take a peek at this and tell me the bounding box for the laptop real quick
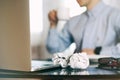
[31,60,61,72]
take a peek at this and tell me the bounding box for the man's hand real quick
[48,10,58,28]
[82,48,95,55]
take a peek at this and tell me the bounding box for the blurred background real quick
[29,0,120,60]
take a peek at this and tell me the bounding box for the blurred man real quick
[46,0,120,57]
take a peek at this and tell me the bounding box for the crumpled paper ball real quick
[69,52,89,69]
[52,52,73,68]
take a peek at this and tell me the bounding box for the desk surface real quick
[0,60,120,79]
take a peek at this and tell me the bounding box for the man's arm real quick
[46,23,73,53]
[46,10,73,53]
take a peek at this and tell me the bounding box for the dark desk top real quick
[0,60,120,79]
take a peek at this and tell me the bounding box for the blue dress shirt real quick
[46,1,120,57]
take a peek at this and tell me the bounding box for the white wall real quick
[29,0,43,46]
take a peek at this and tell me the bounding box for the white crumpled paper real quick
[52,52,73,68]
[69,52,89,69]
[52,52,89,69]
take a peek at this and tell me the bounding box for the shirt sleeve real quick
[100,11,120,57]
[46,21,73,53]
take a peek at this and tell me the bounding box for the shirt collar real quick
[86,0,106,18]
